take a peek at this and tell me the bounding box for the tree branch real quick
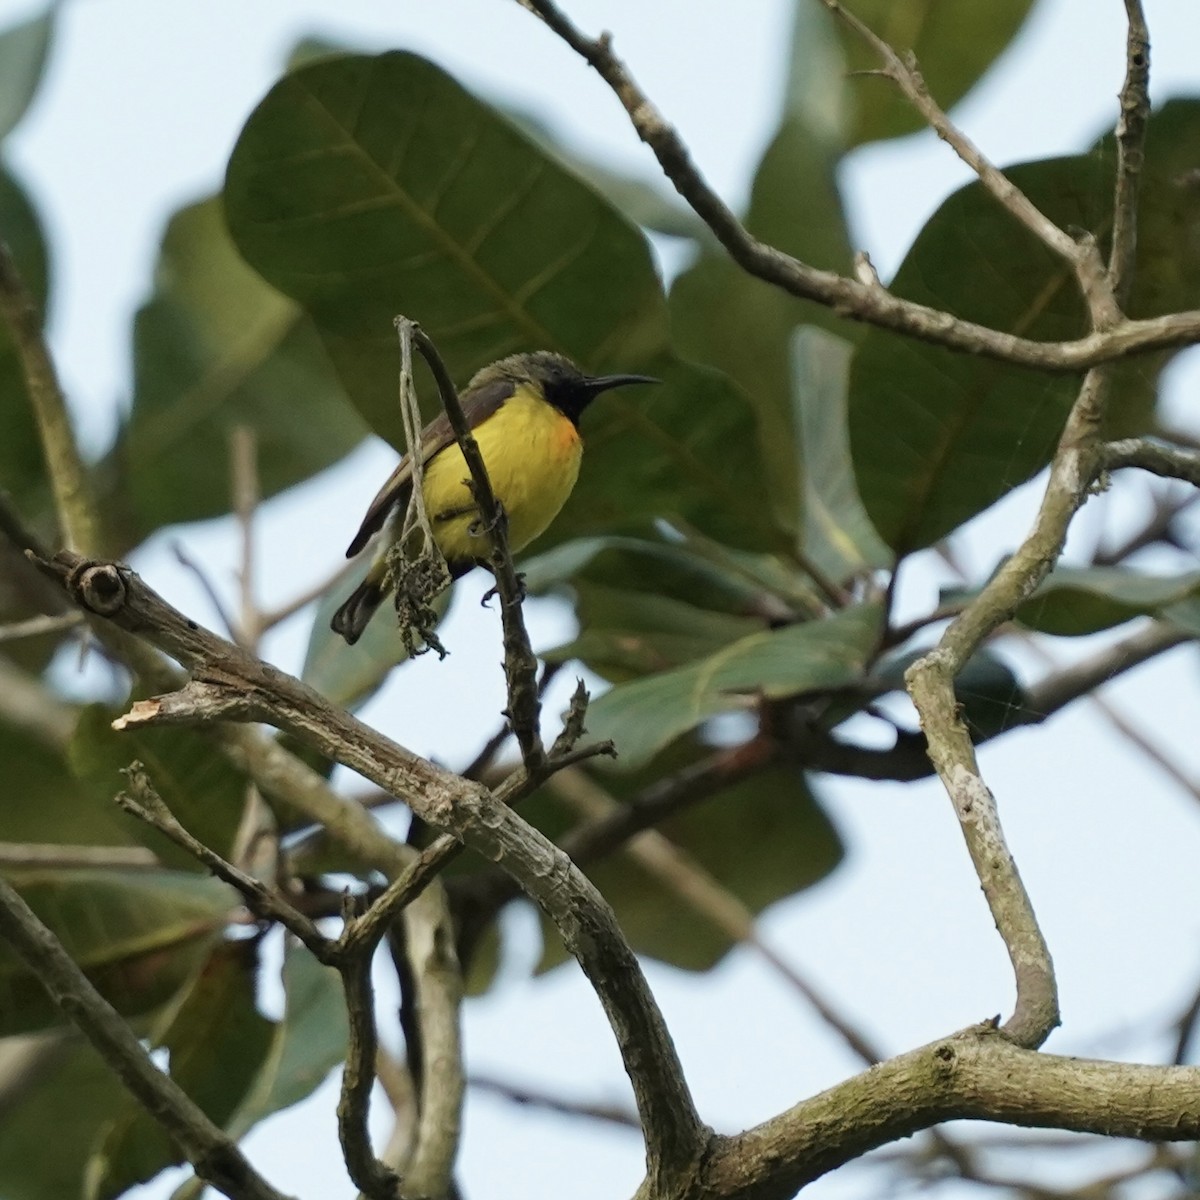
[0,241,101,555]
[35,550,708,1193]
[512,0,1200,370]
[699,1026,1200,1200]
[0,874,295,1200]
[1109,0,1152,304]
[822,0,1116,325]
[403,320,543,772]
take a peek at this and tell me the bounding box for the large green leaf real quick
[0,5,54,141]
[585,602,882,769]
[117,196,365,540]
[792,327,890,581]
[0,719,150,850]
[851,101,1200,555]
[85,941,272,1200]
[69,706,251,869]
[0,870,234,1035]
[0,1033,126,1200]
[830,0,1037,147]
[670,116,853,539]
[525,533,829,681]
[0,164,50,512]
[224,51,781,553]
[219,945,346,1138]
[1000,565,1200,637]
[531,739,843,972]
[548,582,764,683]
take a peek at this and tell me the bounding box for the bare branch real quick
[0,241,101,555]
[1102,437,1200,486]
[702,1026,1200,1198]
[469,1072,642,1130]
[231,425,261,650]
[512,1,1200,369]
[402,320,544,771]
[0,842,159,870]
[0,611,83,643]
[116,763,335,962]
[822,0,1116,324]
[399,892,464,1199]
[337,933,402,1200]
[1027,620,1193,718]
[36,550,708,1190]
[172,541,239,641]
[1109,0,1152,304]
[0,875,295,1200]
[0,655,78,749]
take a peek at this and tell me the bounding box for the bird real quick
[330,350,657,644]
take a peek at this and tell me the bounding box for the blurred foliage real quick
[1,3,1198,1196]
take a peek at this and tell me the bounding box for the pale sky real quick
[2,1,1199,1198]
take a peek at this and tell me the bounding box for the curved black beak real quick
[583,373,660,395]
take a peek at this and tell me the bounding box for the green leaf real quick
[532,739,843,972]
[301,560,448,711]
[0,870,234,1035]
[85,941,273,1200]
[585,602,882,769]
[503,106,708,241]
[1008,566,1200,637]
[0,5,54,141]
[670,115,853,538]
[849,155,1102,555]
[792,326,890,581]
[165,947,347,1200]
[0,164,50,513]
[220,944,346,1139]
[0,719,149,850]
[525,533,827,680]
[0,1033,127,1200]
[69,706,251,869]
[224,51,780,553]
[117,196,365,540]
[852,102,1200,556]
[832,0,1037,147]
[548,581,764,682]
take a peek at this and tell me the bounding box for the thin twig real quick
[172,541,239,641]
[0,842,160,870]
[231,425,261,651]
[402,320,544,772]
[1093,489,1197,566]
[906,365,1116,1048]
[462,660,565,781]
[117,763,334,962]
[0,241,101,554]
[511,1,1200,369]
[1102,437,1200,486]
[258,560,356,631]
[470,1073,642,1130]
[1109,0,1152,305]
[337,930,402,1200]
[822,0,1116,324]
[0,611,83,642]
[39,550,707,1193]
[0,874,295,1200]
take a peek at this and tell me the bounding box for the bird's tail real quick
[330,573,387,645]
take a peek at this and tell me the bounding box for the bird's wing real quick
[344,375,516,558]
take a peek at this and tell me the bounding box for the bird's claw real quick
[480,572,527,608]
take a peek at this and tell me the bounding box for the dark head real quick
[473,351,657,426]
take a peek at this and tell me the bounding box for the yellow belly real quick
[421,387,582,564]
